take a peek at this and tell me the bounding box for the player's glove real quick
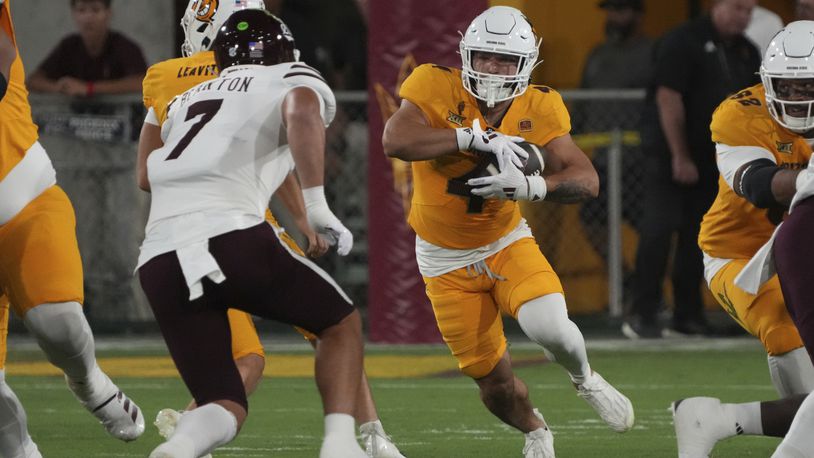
[467,150,547,201]
[456,119,527,169]
[302,186,353,256]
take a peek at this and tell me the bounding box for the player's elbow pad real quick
[733,158,781,209]
[0,73,7,101]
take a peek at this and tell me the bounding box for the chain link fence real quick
[26,90,647,331]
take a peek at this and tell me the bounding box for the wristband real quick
[302,185,328,209]
[86,81,95,97]
[525,176,547,201]
[455,127,474,152]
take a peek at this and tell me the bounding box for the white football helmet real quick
[460,6,542,107]
[760,20,814,133]
[180,0,266,57]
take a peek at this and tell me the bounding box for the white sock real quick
[23,302,97,381]
[721,401,763,435]
[517,294,591,383]
[768,348,814,398]
[325,413,356,438]
[169,404,237,457]
[772,392,814,458]
[0,371,41,458]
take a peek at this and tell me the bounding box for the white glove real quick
[467,150,546,201]
[456,119,527,169]
[302,186,353,256]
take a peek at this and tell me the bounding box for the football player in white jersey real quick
[140,10,367,458]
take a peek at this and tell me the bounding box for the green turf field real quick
[6,339,784,457]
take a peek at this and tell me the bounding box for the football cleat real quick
[576,372,634,433]
[672,397,736,458]
[153,409,212,458]
[359,421,406,458]
[523,408,555,458]
[66,371,145,441]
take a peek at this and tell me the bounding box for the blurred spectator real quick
[744,5,783,53]
[624,0,761,339]
[27,0,146,96]
[578,0,652,296]
[797,0,814,20]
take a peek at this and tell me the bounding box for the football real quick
[482,141,546,177]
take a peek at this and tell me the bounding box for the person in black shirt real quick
[27,0,146,96]
[623,0,761,339]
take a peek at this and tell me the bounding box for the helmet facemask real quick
[762,75,814,133]
[460,6,542,108]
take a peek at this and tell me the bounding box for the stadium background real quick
[8,0,800,341]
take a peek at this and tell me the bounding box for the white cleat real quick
[672,397,736,458]
[155,408,182,439]
[66,372,145,441]
[523,408,555,458]
[359,422,406,458]
[576,372,634,433]
[153,408,212,458]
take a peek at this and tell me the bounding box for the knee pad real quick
[22,302,95,378]
[768,347,814,398]
[517,293,582,355]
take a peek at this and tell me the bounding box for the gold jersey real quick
[699,84,811,259]
[399,64,570,249]
[142,51,218,125]
[0,0,39,181]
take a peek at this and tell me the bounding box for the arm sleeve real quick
[715,143,776,190]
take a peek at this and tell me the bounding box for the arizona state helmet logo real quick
[192,0,219,23]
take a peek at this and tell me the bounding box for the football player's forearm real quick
[772,168,802,207]
[276,173,310,232]
[544,168,599,204]
[383,117,459,161]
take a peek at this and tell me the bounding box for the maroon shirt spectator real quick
[27,0,146,96]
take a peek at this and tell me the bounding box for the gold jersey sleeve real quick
[0,0,39,181]
[699,84,811,259]
[142,51,219,125]
[399,64,570,249]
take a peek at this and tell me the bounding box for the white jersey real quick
[137,62,335,298]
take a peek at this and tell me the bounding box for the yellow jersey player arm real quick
[712,90,802,208]
[541,133,600,203]
[383,64,527,163]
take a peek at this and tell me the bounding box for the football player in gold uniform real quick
[138,2,404,457]
[0,1,144,456]
[383,6,634,457]
[674,21,814,457]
